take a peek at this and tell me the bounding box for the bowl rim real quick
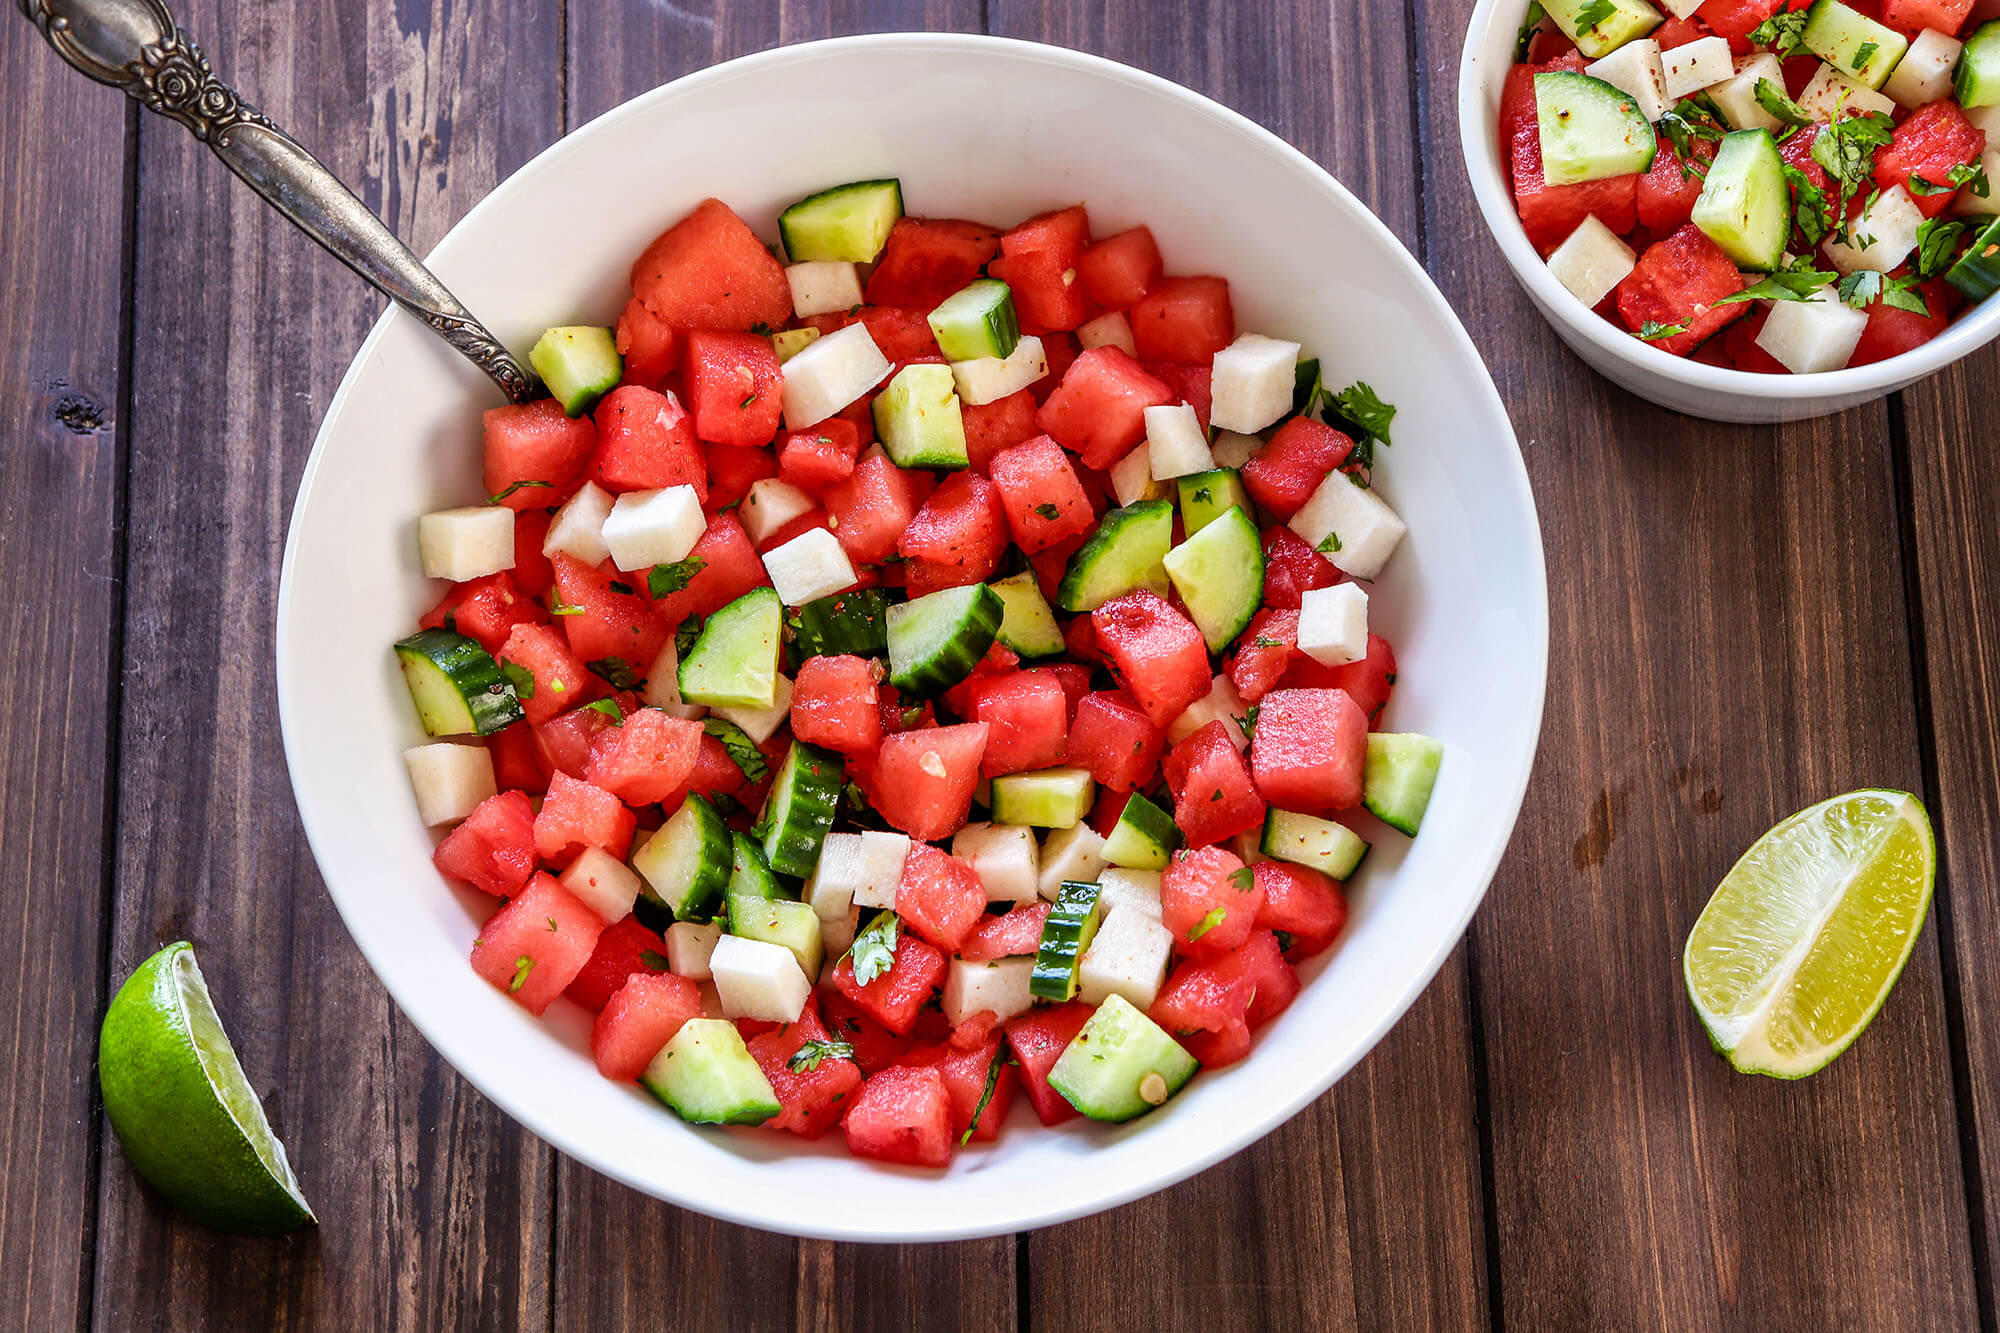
[1456,0,2000,399]
[277,29,1551,1240]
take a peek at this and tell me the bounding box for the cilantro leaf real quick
[1812,110,1897,243]
[1657,100,1726,181]
[1228,866,1256,891]
[1187,907,1227,941]
[1034,503,1060,520]
[961,1048,1009,1146]
[849,912,900,986]
[1514,0,1547,62]
[487,479,554,505]
[639,949,671,972]
[1243,703,1260,739]
[675,614,703,657]
[1572,0,1616,32]
[587,656,641,690]
[1916,218,1968,279]
[500,659,536,700]
[1784,164,1832,248]
[1909,162,1991,198]
[1836,269,1931,317]
[703,717,772,785]
[1714,267,1839,307]
[1749,10,1809,58]
[787,1038,856,1073]
[582,698,624,724]
[1634,320,1690,341]
[508,956,535,993]
[1753,78,1813,129]
[1327,381,1396,448]
[1852,39,1878,73]
[1316,530,1343,554]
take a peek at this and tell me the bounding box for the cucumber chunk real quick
[1691,129,1789,272]
[1162,505,1266,652]
[873,364,969,470]
[1176,468,1255,537]
[1947,215,2000,300]
[759,741,845,877]
[640,1018,780,1125]
[990,767,1096,829]
[1047,993,1199,1122]
[679,586,783,709]
[886,583,1004,699]
[1101,791,1181,871]
[1362,733,1445,837]
[989,572,1066,659]
[1960,21,2000,109]
[778,179,903,263]
[633,794,734,921]
[529,325,621,417]
[1054,501,1175,612]
[1802,0,1908,91]
[725,893,824,981]
[1261,808,1370,880]
[1543,0,1664,59]
[786,587,891,663]
[1534,72,1658,186]
[727,831,787,901]
[1032,880,1108,1001]
[394,628,524,737]
[928,279,1021,361]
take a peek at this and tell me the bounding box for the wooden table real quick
[3,0,1996,1326]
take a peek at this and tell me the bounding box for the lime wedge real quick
[98,943,315,1234]
[1684,790,1936,1079]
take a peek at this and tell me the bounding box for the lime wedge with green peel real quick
[1684,790,1936,1079]
[98,943,315,1234]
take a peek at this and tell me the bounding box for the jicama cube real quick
[942,956,1035,1026]
[643,639,706,719]
[1755,288,1868,374]
[713,674,793,744]
[786,261,864,319]
[1586,39,1669,122]
[1076,311,1137,356]
[665,920,722,980]
[763,527,857,606]
[1884,29,1962,109]
[1110,443,1172,505]
[1662,36,1732,100]
[950,335,1048,407]
[739,477,816,545]
[1144,403,1215,479]
[951,822,1042,903]
[781,322,892,428]
[403,742,496,826]
[542,480,615,566]
[806,830,911,918]
[1077,905,1175,1010]
[1798,64,1896,121]
[1167,673,1250,747]
[558,846,642,923]
[1825,185,1925,273]
[418,507,514,582]
[1298,582,1370,667]
[1709,54,1787,133]
[710,934,811,1023]
[1096,867,1164,920]
[1037,822,1108,901]
[1289,472,1407,581]
[1547,216,1638,309]
[1209,430,1263,470]
[601,484,704,572]
[1209,333,1303,434]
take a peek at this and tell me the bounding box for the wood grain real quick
[1413,0,1980,1324]
[85,1,564,1328]
[0,17,131,1332]
[986,3,1492,1327]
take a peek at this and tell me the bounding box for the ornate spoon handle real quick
[18,0,541,403]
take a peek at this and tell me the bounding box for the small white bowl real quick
[277,33,1548,1241]
[1459,0,2000,423]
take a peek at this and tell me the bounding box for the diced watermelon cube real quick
[1130,276,1234,363]
[1143,360,1214,431]
[1501,60,1639,253]
[534,770,636,866]
[1066,689,1167,792]
[1161,844,1261,959]
[704,442,779,510]
[582,707,703,806]
[1698,0,1785,47]
[683,329,785,448]
[1150,948,1255,1068]
[1227,928,1301,1027]
[1851,277,1960,366]
[990,205,1091,333]
[1636,133,1715,234]
[482,398,598,511]
[1875,101,1987,219]
[1261,525,1342,610]
[498,622,597,726]
[777,418,862,494]
[566,916,671,1013]
[648,511,770,629]
[1075,225,1164,310]
[510,510,555,600]
[939,641,1021,721]
[1229,608,1299,705]
[827,449,931,566]
[1249,687,1368,811]
[531,703,616,781]
[1253,862,1349,959]
[817,986,921,1074]
[843,1065,956,1168]
[550,553,669,667]
[1036,346,1176,471]
[791,653,884,757]
[420,572,546,655]
[962,389,1043,473]
[918,1033,1018,1142]
[630,198,791,334]
[1091,590,1212,728]
[1162,721,1268,849]
[746,1000,867,1138]
[487,722,549,795]
[1615,224,1748,356]
[869,723,989,840]
[987,435,1096,553]
[970,670,1071,777]
[1005,1001,1094,1125]
[1242,418,1356,521]
[586,385,706,499]
[433,790,538,897]
[859,305,943,365]
[615,296,679,390]
[1881,0,1974,34]
[1043,662,1093,717]
[830,932,949,1034]
[865,216,1002,309]
[960,902,1052,961]
[590,970,703,1080]
[470,873,606,1016]
[1278,631,1397,726]
[1033,331,1082,405]
[895,843,988,952]
[898,472,1009,591]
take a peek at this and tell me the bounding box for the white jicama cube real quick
[1547,216,1638,309]
[1825,185,1925,273]
[418,507,514,582]
[542,480,615,566]
[402,743,495,827]
[1755,288,1869,374]
[807,830,911,918]
[1289,472,1407,581]
[713,674,793,745]
[943,957,1036,1026]
[1969,103,2000,152]
[1585,39,1669,122]
[1662,36,1732,100]
[1208,333,1303,434]
[1076,311,1137,356]
[558,846,642,923]
[1168,673,1250,747]
[1038,823,1108,901]
[951,822,1042,903]
[782,322,892,428]
[785,260,864,319]
[739,477,816,545]
[1798,63,1898,121]
[762,527,856,607]
[1145,403,1214,479]
[1078,906,1175,1011]
[1298,582,1370,667]
[1209,430,1263,470]
[1096,867,1164,921]
[601,484,704,572]
[1960,150,2000,216]
[818,907,860,970]
[643,639,705,719]
[1230,829,1270,867]
[665,920,722,980]
[1110,442,1172,505]
[950,335,1048,406]
[1884,28,1962,108]
[710,934,811,1023]
[1709,54,1787,133]
[1659,0,1702,17]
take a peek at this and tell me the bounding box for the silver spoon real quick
[18,0,542,403]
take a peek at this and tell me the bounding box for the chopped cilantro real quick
[1317,531,1343,554]
[1916,218,1968,279]
[1034,503,1060,520]
[587,656,641,690]
[1837,269,1930,316]
[508,956,535,993]
[961,1049,1009,1145]
[1228,866,1255,891]
[1328,381,1396,448]
[1753,79,1813,129]
[1572,0,1616,32]
[1634,319,1690,342]
[849,912,900,986]
[648,556,708,599]
[1909,162,1990,198]
[1851,39,1878,72]
[740,392,760,409]
[1784,164,1832,248]
[1514,0,1547,62]
[583,698,624,724]
[1715,266,1839,307]
[675,614,703,657]
[487,479,553,504]
[749,321,775,336]
[500,660,536,700]
[787,1038,856,1073]
[607,579,634,596]
[1658,99,1726,181]
[1188,907,1227,941]
[639,949,671,972]
[1749,11,1809,58]
[703,717,772,784]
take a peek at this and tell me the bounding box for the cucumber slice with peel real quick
[1102,791,1181,870]
[990,768,1096,829]
[1947,215,2000,301]
[1162,505,1265,652]
[928,279,1021,361]
[758,741,844,878]
[786,588,891,663]
[641,1019,780,1124]
[1261,808,1369,880]
[989,572,1066,659]
[1534,72,1658,185]
[679,587,783,709]
[1055,501,1174,612]
[634,794,735,921]
[885,584,1004,699]
[1048,993,1199,1122]
[1542,0,1664,59]
[725,894,824,981]
[529,326,621,416]
[1802,0,1908,91]
[1691,129,1789,272]
[1176,469,1254,537]
[394,628,524,737]
[1362,733,1445,837]
[1959,21,2000,109]
[778,179,903,263]
[1032,880,1108,1001]
[727,831,786,901]
[873,364,969,470]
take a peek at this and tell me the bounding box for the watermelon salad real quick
[1509,0,2000,373]
[392,179,1443,1168]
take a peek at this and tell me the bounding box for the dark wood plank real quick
[552,6,1013,1330]
[985,4,1492,1327]
[87,1,564,1328]
[1896,342,2000,1323]
[1412,0,1979,1323]
[0,17,130,1331]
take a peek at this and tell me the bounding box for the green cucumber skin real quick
[886,584,1004,699]
[787,589,892,663]
[679,587,783,709]
[394,628,524,737]
[1031,880,1106,1001]
[1103,791,1181,869]
[642,1020,781,1125]
[988,573,1067,659]
[1055,501,1174,613]
[761,742,845,878]
[1362,733,1445,837]
[778,179,904,264]
[928,279,1021,361]
[1533,71,1657,186]
[1162,504,1265,653]
[1046,993,1199,1122]
[728,831,788,901]
[528,326,622,417]
[659,795,735,921]
[1948,215,2000,300]
[1690,129,1788,272]
[1959,21,2000,108]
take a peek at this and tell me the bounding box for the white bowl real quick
[277,33,1548,1241]
[1458,0,2000,423]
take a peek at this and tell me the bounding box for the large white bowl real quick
[1459,0,2000,423]
[278,33,1548,1241]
